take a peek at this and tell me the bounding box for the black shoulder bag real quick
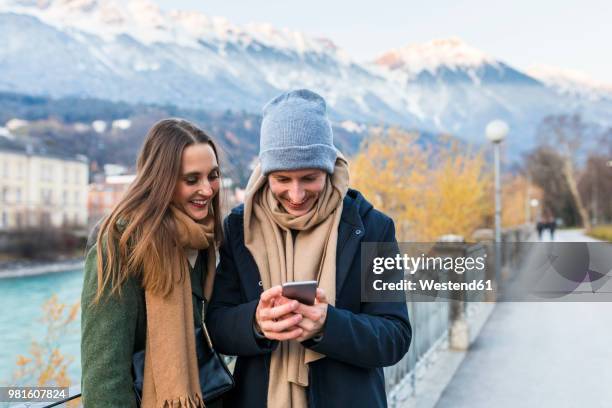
[132,298,234,406]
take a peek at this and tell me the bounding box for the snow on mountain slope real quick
[375,38,497,78]
[1,0,343,55]
[528,64,612,101]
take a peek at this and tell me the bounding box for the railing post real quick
[434,238,469,351]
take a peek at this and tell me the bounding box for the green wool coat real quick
[80,244,214,408]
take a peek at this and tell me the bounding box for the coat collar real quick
[335,189,367,296]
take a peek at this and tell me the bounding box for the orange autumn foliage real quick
[352,129,491,241]
[12,294,81,407]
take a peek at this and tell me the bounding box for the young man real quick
[208,89,411,408]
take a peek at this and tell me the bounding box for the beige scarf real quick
[244,155,349,408]
[141,205,217,408]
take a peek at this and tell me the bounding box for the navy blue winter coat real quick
[208,189,412,408]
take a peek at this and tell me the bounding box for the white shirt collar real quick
[186,248,198,268]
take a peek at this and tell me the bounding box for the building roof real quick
[0,135,88,164]
[0,134,25,153]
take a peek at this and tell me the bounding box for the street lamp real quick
[486,120,509,288]
[529,198,539,223]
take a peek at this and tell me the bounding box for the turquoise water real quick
[0,269,83,386]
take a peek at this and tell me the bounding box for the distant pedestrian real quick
[543,208,556,241]
[536,220,545,240]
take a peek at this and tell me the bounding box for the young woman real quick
[81,119,223,408]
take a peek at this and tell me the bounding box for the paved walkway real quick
[436,229,612,408]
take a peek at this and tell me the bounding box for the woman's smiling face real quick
[172,143,220,221]
[267,169,327,216]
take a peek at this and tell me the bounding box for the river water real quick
[0,268,83,386]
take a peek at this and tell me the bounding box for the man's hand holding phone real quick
[255,286,304,341]
[277,281,329,342]
[255,282,329,342]
[294,287,328,342]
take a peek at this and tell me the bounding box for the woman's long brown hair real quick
[94,118,223,302]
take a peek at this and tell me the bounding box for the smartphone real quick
[282,280,318,306]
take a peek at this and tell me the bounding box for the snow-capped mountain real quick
[371,38,567,144]
[1,0,611,154]
[375,38,497,77]
[374,38,612,145]
[0,0,376,115]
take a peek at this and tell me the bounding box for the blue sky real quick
[154,0,612,84]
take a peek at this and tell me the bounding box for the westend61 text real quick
[373,279,494,292]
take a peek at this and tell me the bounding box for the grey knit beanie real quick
[259,89,337,175]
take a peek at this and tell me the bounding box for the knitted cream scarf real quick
[141,205,216,408]
[244,156,349,408]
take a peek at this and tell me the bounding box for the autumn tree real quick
[578,155,612,225]
[12,295,81,407]
[352,129,491,241]
[536,114,591,228]
[525,146,579,225]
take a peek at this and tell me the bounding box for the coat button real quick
[258,281,263,287]
[355,229,362,235]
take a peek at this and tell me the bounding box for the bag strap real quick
[201,298,214,350]
[196,249,215,351]
[41,393,81,408]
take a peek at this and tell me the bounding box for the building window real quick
[63,190,68,205]
[41,212,51,226]
[41,189,52,204]
[40,164,48,182]
[74,169,80,185]
[40,163,55,182]
[74,191,80,205]
[1,211,7,228]
[15,188,21,204]
[2,187,8,203]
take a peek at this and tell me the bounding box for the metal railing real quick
[384,226,532,407]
